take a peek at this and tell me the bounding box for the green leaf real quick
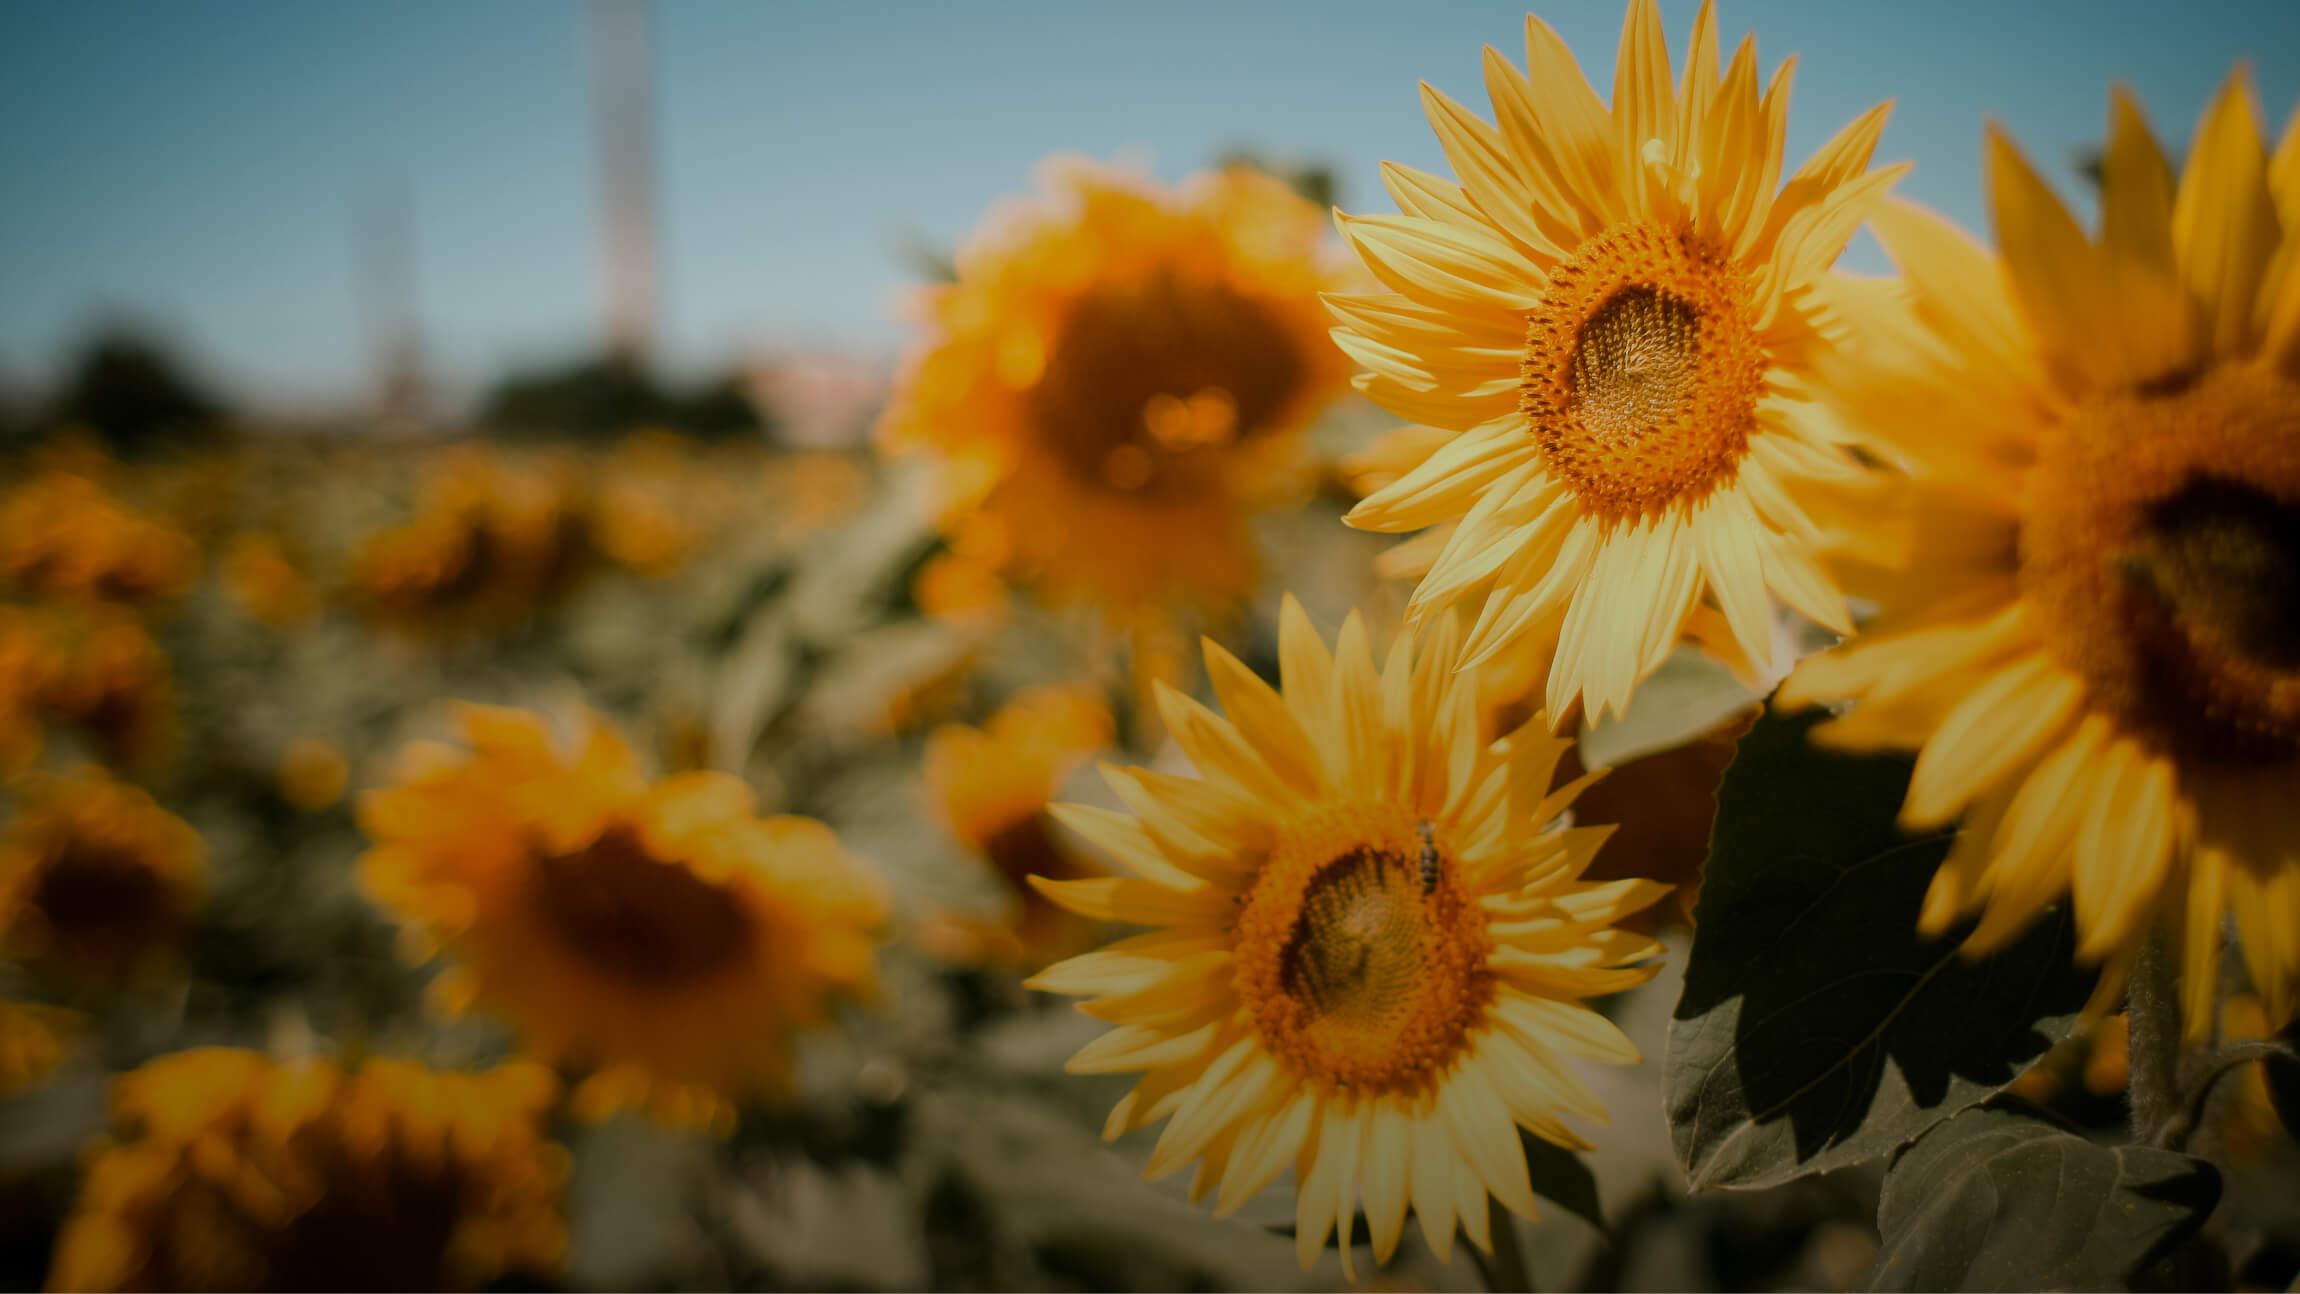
[1519,1131,1604,1231]
[2266,1017,2300,1142]
[1862,1104,2219,1291]
[1578,646,1759,770]
[1667,710,2097,1190]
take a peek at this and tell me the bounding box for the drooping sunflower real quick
[358,705,885,1127]
[879,160,1354,630]
[0,767,205,987]
[48,1048,567,1293]
[1027,599,1665,1272]
[0,999,80,1098]
[1334,0,1904,725]
[0,466,198,607]
[923,685,1113,964]
[1780,74,2300,1033]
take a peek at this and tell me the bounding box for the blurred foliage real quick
[36,327,226,456]
[478,353,769,441]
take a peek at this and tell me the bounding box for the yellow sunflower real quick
[49,1048,566,1293]
[1027,599,1665,1273]
[0,767,205,988]
[1780,73,2300,1033]
[0,999,80,1098]
[923,685,1113,964]
[879,159,1353,630]
[276,738,350,814]
[25,604,177,773]
[220,531,319,628]
[1333,0,1903,725]
[0,607,62,779]
[358,705,885,1128]
[0,467,198,607]
[350,448,587,635]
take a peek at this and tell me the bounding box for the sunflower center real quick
[531,825,753,989]
[1234,804,1491,1095]
[1027,268,1305,496]
[26,841,176,973]
[2022,365,2300,766]
[1521,223,1764,521]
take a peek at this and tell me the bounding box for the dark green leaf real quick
[1520,1131,1604,1231]
[2266,1017,2300,1141]
[1862,1104,2219,1291]
[1668,710,2098,1190]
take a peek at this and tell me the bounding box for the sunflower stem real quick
[1477,1200,1536,1294]
[2126,929,2183,1144]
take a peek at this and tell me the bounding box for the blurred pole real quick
[359,184,428,434]
[591,0,659,369]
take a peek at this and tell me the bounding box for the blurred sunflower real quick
[358,705,885,1128]
[0,1000,80,1098]
[350,448,587,635]
[1028,599,1665,1273]
[1781,74,2300,1033]
[49,1048,566,1293]
[0,467,198,606]
[0,607,62,778]
[0,767,204,987]
[588,435,704,577]
[879,160,1353,631]
[924,685,1113,965]
[27,605,176,772]
[220,531,319,627]
[276,738,350,814]
[1334,0,1904,725]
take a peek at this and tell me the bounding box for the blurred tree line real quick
[2,326,773,454]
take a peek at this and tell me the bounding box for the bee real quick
[1415,820,1440,894]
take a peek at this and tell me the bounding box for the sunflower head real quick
[0,767,204,988]
[49,1049,567,1293]
[276,738,350,813]
[1333,0,1903,725]
[879,159,1354,628]
[221,531,319,628]
[923,685,1112,963]
[351,449,589,635]
[26,604,177,773]
[0,467,198,607]
[1027,599,1665,1273]
[358,705,886,1129]
[1781,72,2300,1034]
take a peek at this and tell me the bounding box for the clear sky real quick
[2,0,2296,408]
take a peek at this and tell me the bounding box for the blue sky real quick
[2,0,2295,407]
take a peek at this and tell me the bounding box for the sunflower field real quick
[3,1,2299,1290]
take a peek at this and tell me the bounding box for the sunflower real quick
[1780,73,2300,1034]
[23,604,176,773]
[1027,599,1665,1273]
[1332,0,1903,726]
[358,705,885,1128]
[0,999,80,1098]
[0,607,62,778]
[923,686,1112,964]
[878,160,1353,630]
[0,467,198,607]
[276,738,350,813]
[350,449,588,635]
[0,767,204,987]
[220,531,319,628]
[48,1048,566,1293]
